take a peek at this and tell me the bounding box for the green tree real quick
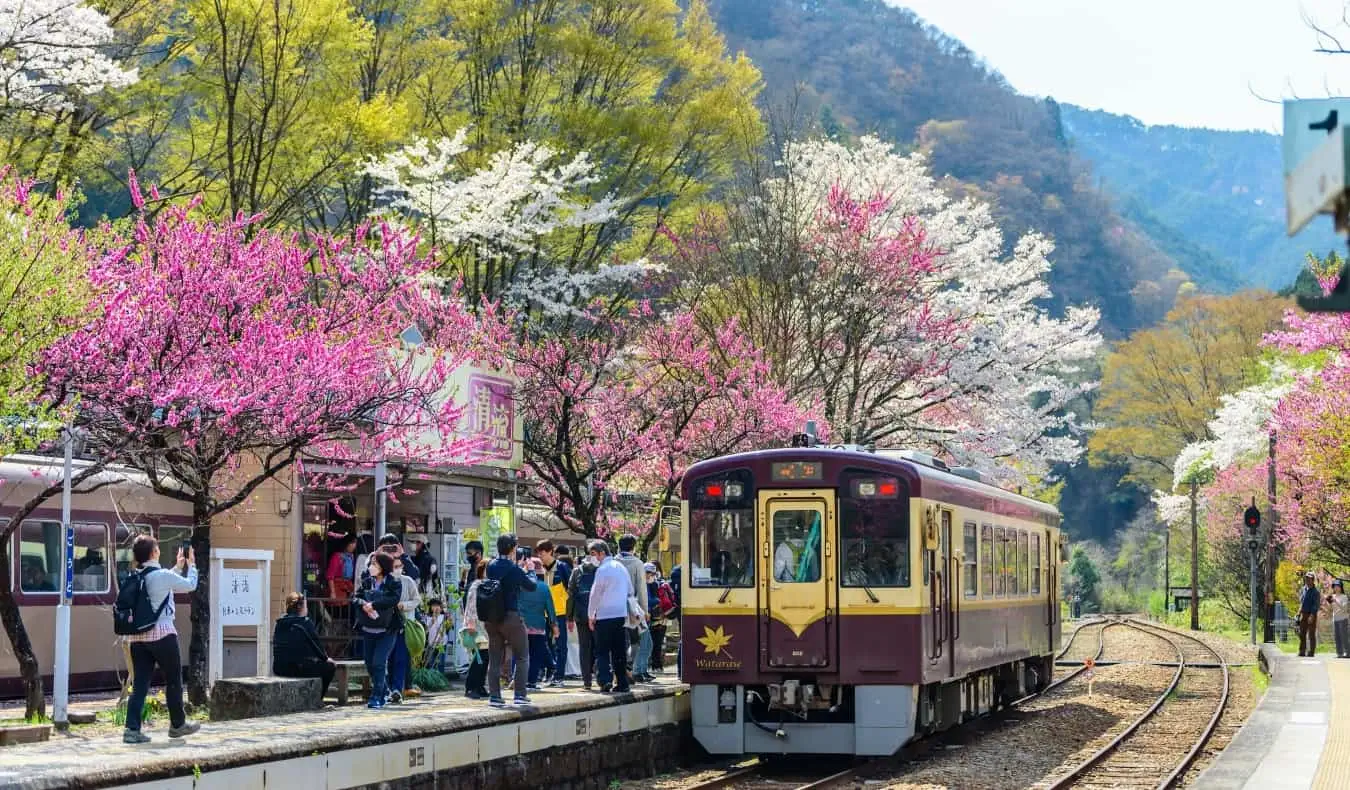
[1067,546,1101,613]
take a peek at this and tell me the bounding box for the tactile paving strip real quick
[1312,658,1350,789]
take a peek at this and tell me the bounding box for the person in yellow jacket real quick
[536,541,572,686]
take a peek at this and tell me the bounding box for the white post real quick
[52,427,74,727]
[374,461,388,536]
[257,557,271,677]
[209,553,224,688]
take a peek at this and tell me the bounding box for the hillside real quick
[1061,106,1341,289]
[706,0,1187,336]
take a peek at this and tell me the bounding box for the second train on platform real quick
[680,441,1067,756]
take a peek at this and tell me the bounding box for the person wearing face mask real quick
[387,556,421,702]
[517,558,559,690]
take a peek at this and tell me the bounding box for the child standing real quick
[421,598,453,675]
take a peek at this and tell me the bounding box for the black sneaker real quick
[167,722,200,738]
[513,696,530,706]
[388,690,403,704]
[466,690,484,700]
[549,678,565,688]
[525,683,541,691]
[488,696,506,708]
[123,729,150,744]
[600,683,612,692]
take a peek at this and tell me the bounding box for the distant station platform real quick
[1195,646,1350,790]
[0,677,689,790]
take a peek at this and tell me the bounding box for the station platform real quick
[1195,645,1350,790]
[0,677,690,790]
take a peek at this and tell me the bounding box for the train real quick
[680,442,1067,756]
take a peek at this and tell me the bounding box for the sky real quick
[888,0,1350,132]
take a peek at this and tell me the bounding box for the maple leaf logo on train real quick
[697,625,733,657]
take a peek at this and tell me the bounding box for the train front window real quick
[771,509,822,583]
[839,470,910,587]
[688,469,754,588]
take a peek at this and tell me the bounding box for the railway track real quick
[685,617,1120,790]
[1041,618,1231,790]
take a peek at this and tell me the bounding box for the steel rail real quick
[1012,616,1117,706]
[683,762,763,790]
[1124,619,1231,790]
[1043,619,1211,790]
[793,765,862,789]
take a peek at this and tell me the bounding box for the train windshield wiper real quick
[863,585,880,603]
[719,586,733,603]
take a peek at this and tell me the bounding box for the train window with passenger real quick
[772,510,822,583]
[17,521,110,594]
[688,469,755,588]
[1031,533,1042,594]
[981,524,993,598]
[962,522,977,598]
[839,471,910,587]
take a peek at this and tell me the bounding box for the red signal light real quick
[878,481,898,496]
[706,484,724,497]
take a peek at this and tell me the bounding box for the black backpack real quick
[572,568,596,620]
[113,568,170,636]
[476,578,506,625]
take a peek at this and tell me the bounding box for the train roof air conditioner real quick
[949,467,987,484]
[877,448,949,471]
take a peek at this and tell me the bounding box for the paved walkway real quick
[0,675,687,790]
[1195,646,1350,790]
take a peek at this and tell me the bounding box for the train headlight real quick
[726,483,744,498]
[857,481,877,496]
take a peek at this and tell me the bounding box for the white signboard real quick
[218,568,263,626]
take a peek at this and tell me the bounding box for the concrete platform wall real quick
[108,694,690,790]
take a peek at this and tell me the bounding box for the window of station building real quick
[688,469,755,588]
[962,522,978,598]
[1031,533,1042,594]
[839,471,910,587]
[981,524,993,598]
[993,526,1006,596]
[18,521,109,594]
[1018,530,1030,596]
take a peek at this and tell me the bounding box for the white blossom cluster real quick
[0,0,136,113]
[1169,360,1295,490]
[364,130,626,315]
[774,136,1104,484]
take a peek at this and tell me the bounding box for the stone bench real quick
[209,676,322,722]
[332,659,370,705]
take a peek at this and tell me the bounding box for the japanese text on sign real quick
[466,374,515,462]
[219,568,262,626]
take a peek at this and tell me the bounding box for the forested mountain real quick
[1061,106,1342,289]
[706,0,1189,337]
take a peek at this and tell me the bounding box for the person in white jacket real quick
[587,540,634,693]
[389,556,421,702]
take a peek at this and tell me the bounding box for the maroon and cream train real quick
[680,444,1067,756]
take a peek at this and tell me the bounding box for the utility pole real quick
[1190,478,1200,631]
[1263,430,1278,643]
[52,426,74,729]
[1163,522,1171,615]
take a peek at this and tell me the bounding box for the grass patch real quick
[1251,664,1270,694]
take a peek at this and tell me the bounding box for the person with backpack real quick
[118,534,200,744]
[646,563,677,676]
[459,560,491,699]
[388,556,422,703]
[482,533,537,707]
[566,553,600,689]
[517,558,559,691]
[352,552,403,709]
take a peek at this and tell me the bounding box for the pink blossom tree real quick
[39,180,489,702]
[513,306,802,545]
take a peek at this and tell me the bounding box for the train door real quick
[942,509,957,676]
[759,493,835,670]
[1046,531,1059,650]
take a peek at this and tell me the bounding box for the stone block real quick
[0,724,50,745]
[209,675,321,722]
[67,711,97,725]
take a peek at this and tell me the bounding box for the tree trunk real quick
[0,540,45,719]
[186,506,212,706]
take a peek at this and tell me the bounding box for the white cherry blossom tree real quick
[669,136,1103,485]
[0,0,136,113]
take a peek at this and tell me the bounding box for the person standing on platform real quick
[387,556,421,702]
[1327,580,1350,658]
[459,560,491,699]
[121,535,201,743]
[518,558,559,690]
[536,540,572,686]
[616,535,648,684]
[485,533,536,707]
[567,553,600,689]
[353,552,402,709]
[1299,571,1322,657]
[588,540,633,693]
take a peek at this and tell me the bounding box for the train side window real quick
[18,521,110,594]
[687,469,755,588]
[1031,533,1042,594]
[962,522,977,598]
[994,527,1006,597]
[981,524,993,598]
[839,471,910,587]
[1018,530,1030,596]
[1008,528,1019,596]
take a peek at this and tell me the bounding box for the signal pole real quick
[1264,430,1278,643]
